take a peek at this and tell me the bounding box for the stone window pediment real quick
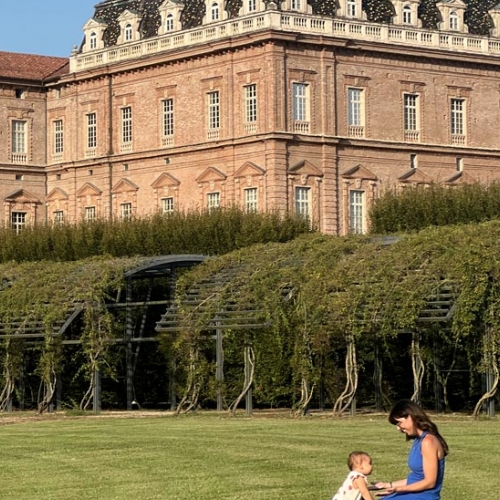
[398,168,433,185]
[196,166,227,184]
[234,162,266,178]
[46,188,69,202]
[341,164,378,181]
[111,178,139,194]
[391,0,421,27]
[5,189,41,205]
[444,171,476,185]
[437,0,467,33]
[288,160,323,177]
[76,182,103,198]
[151,172,181,189]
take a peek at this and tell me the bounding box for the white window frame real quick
[404,94,419,132]
[349,190,365,234]
[162,98,174,139]
[402,5,412,24]
[161,197,174,214]
[87,113,97,149]
[450,98,465,136]
[124,23,133,41]
[295,186,310,219]
[89,32,97,50]
[207,91,220,137]
[207,192,220,211]
[166,14,174,31]
[244,187,258,212]
[211,2,220,21]
[347,0,357,17]
[449,11,459,31]
[347,88,364,127]
[121,106,133,144]
[53,119,64,155]
[244,84,257,124]
[11,212,26,234]
[85,206,96,222]
[291,0,302,10]
[53,210,65,224]
[120,202,133,220]
[248,0,257,12]
[12,120,27,154]
[292,82,309,122]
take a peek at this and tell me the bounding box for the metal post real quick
[216,327,224,411]
[93,368,101,414]
[126,279,134,410]
[244,345,253,416]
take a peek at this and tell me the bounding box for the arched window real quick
[347,0,356,17]
[124,23,133,41]
[211,2,220,21]
[166,14,174,31]
[449,11,459,30]
[402,5,412,24]
[89,31,97,50]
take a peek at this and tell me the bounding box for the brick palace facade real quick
[2,0,500,234]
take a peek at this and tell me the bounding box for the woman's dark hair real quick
[389,399,449,456]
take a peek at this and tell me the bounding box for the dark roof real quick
[0,51,68,82]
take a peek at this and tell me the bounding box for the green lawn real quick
[0,412,498,500]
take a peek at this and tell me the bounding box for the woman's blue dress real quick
[386,431,445,500]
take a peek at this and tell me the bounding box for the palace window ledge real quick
[451,134,466,146]
[70,11,500,73]
[348,125,364,138]
[11,154,28,164]
[161,135,174,147]
[404,130,420,142]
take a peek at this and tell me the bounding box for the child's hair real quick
[347,451,371,470]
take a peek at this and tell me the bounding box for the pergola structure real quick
[0,255,206,413]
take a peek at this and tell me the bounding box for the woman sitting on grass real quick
[375,400,448,500]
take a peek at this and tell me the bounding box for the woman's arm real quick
[392,434,441,494]
[374,479,407,490]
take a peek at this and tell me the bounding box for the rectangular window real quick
[292,83,309,122]
[349,190,365,234]
[207,91,220,134]
[404,94,419,142]
[347,88,364,127]
[87,113,97,149]
[161,197,174,214]
[244,84,257,124]
[162,99,174,138]
[450,98,464,136]
[120,202,133,220]
[85,206,96,222]
[53,120,64,155]
[121,106,133,143]
[11,212,26,234]
[295,186,310,219]
[244,187,258,212]
[347,0,356,16]
[12,120,27,154]
[207,192,220,211]
[53,211,64,224]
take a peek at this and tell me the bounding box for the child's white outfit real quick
[332,471,367,500]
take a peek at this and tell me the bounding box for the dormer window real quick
[449,11,459,30]
[291,0,302,10]
[403,5,411,24]
[124,23,133,41]
[248,0,257,12]
[82,18,107,53]
[166,14,174,31]
[211,2,220,20]
[347,0,356,17]
[89,32,97,49]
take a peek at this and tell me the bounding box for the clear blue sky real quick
[0,0,95,57]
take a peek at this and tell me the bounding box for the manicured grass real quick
[0,412,497,500]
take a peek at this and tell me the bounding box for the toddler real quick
[332,451,374,500]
